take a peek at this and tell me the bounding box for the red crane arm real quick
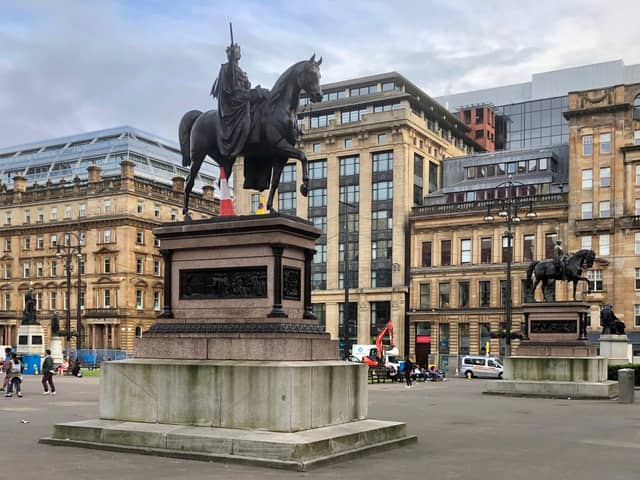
[375,321,395,357]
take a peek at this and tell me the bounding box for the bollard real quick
[617,368,635,404]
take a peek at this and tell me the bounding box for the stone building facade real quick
[0,127,217,353]
[232,72,482,356]
[565,82,640,352]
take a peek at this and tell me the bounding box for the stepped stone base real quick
[485,380,618,399]
[41,418,415,471]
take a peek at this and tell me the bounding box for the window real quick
[372,210,392,231]
[312,143,321,153]
[310,216,327,234]
[341,107,367,124]
[475,130,484,139]
[502,236,511,263]
[600,167,611,187]
[313,244,327,264]
[419,283,431,309]
[36,262,43,277]
[582,135,593,155]
[23,237,30,250]
[311,271,326,290]
[370,302,391,338]
[350,85,377,96]
[136,231,144,244]
[154,291,161,311]
[439,282,450,308]
[635,130,640,145]
[65,206,72,218]
[23,262,30,278]
[581,236,592,250]
[636,166,640,185]
[344,138,353,148]
[582,169,592,190]
[154,238,160,248]
[37,208,44,222]
[372,151,393,172]
[310,112,334,128]
[587,270,603,291]
[153,205,161,218]
[137,201,144,214]
[278,191,296,211]
[312,304,326,328]
[250,193,260,213]
[479,280,491,308]
[460,239,472,264]
[136,290,144,310]
[371,239,392,260]
[458,281,470,308]
[4,263,10,279]
[372,181,393,201]
[103,230,112,243]
[154,260,161,276]
[36,236,44,249]
[51,261,57,277]
[599,201,610,218]
[581,202,593,220]
[480,237,492,263]
[636,198,640,215]
[24,210,31,223]
[378,134,386,144]
[5,211,11,225]
[170,209,177,221]
[635,268,640,290]
[635,305,640,327]
[280,164,296,183]
[600,133,611,154]
[636,233,640,255]
[599,234,610,256]
[50,207,57,220]
[381,82,395,92]
[79,257,85,275]
[545,233,557,259]
[339,156,359,176]
[49,292,57,311]
[309,160,327,179]
[421,241,432,267]
[104,257,111,274]
[50,234,57,248]
[440,240,451,266]
[309,188,327,207]
[339,185,359,204]
[104,200,111,213]
[103,290,111,308]
[136,257,144,274]
[3,293,9,311]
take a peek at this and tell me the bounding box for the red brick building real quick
[457,105,496,151]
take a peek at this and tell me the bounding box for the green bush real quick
[607,364,640,386]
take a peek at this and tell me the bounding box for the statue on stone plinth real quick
[525,248,596,301]
[600,304,625,335]
[22,287,38,325]
[51,311,60,336]
[178,24,324,217]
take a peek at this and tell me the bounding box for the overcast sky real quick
[1,0,639,147]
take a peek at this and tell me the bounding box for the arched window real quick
[135,326,142,338]
[634,95,640,120]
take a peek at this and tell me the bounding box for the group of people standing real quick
[2,348,58,397]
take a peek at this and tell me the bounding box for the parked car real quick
[461,355,503,379]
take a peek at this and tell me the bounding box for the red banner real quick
[416,335,431,344]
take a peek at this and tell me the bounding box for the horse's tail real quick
[526,261,539,281]
[178,110,202,167]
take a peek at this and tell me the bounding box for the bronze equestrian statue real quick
[179,28,323,218]
[526,248,596,301]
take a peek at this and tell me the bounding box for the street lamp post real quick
[484,175,536,357]
[56,232,83,362]
[339,199,357,359]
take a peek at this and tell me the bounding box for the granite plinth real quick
[599,334,632,365]
[515,341,597,356]
[41,418,416,471]
[16,324,45,355]
[100,359,367,432]
[485,380,618,399]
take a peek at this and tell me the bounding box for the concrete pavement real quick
[2,375,639,479]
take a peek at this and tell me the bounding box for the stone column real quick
[303,249,315,320]
[159,249,173,318]
[268,244,287,318]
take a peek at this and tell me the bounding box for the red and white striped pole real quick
[218,167,235,216]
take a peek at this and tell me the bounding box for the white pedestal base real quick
[49,337,64,365]
[16,325,45,355]
[599,334,632,365]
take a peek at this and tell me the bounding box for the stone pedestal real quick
[50,337,64,365]
[599,334,632,365]
[16,324,45,355]
[486,302,616,399]
[42,215,415,469]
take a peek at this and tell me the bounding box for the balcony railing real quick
[84,308,124,318]
[411,193,568,217]
[574,217,615,234]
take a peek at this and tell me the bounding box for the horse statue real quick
[600,304,625,335]
[526,249,596,301]
[178,54,323,217]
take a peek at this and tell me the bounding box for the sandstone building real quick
[0,127,217,352]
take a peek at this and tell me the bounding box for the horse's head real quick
[300,54,323,103]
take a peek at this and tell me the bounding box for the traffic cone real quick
[218,167,235,216]
[455,367,459,377]
[256,193,267,215]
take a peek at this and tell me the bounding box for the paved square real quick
[2,375,639,479]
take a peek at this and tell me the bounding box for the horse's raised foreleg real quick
[272,138,309,196]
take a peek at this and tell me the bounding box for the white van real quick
[461,356,503,379]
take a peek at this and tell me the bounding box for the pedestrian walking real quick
[41,349,56,395]
[4,352,23,398]
[405,356,414,388]
[1,347,11,392]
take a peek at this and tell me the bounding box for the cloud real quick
[1,0,639,147]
